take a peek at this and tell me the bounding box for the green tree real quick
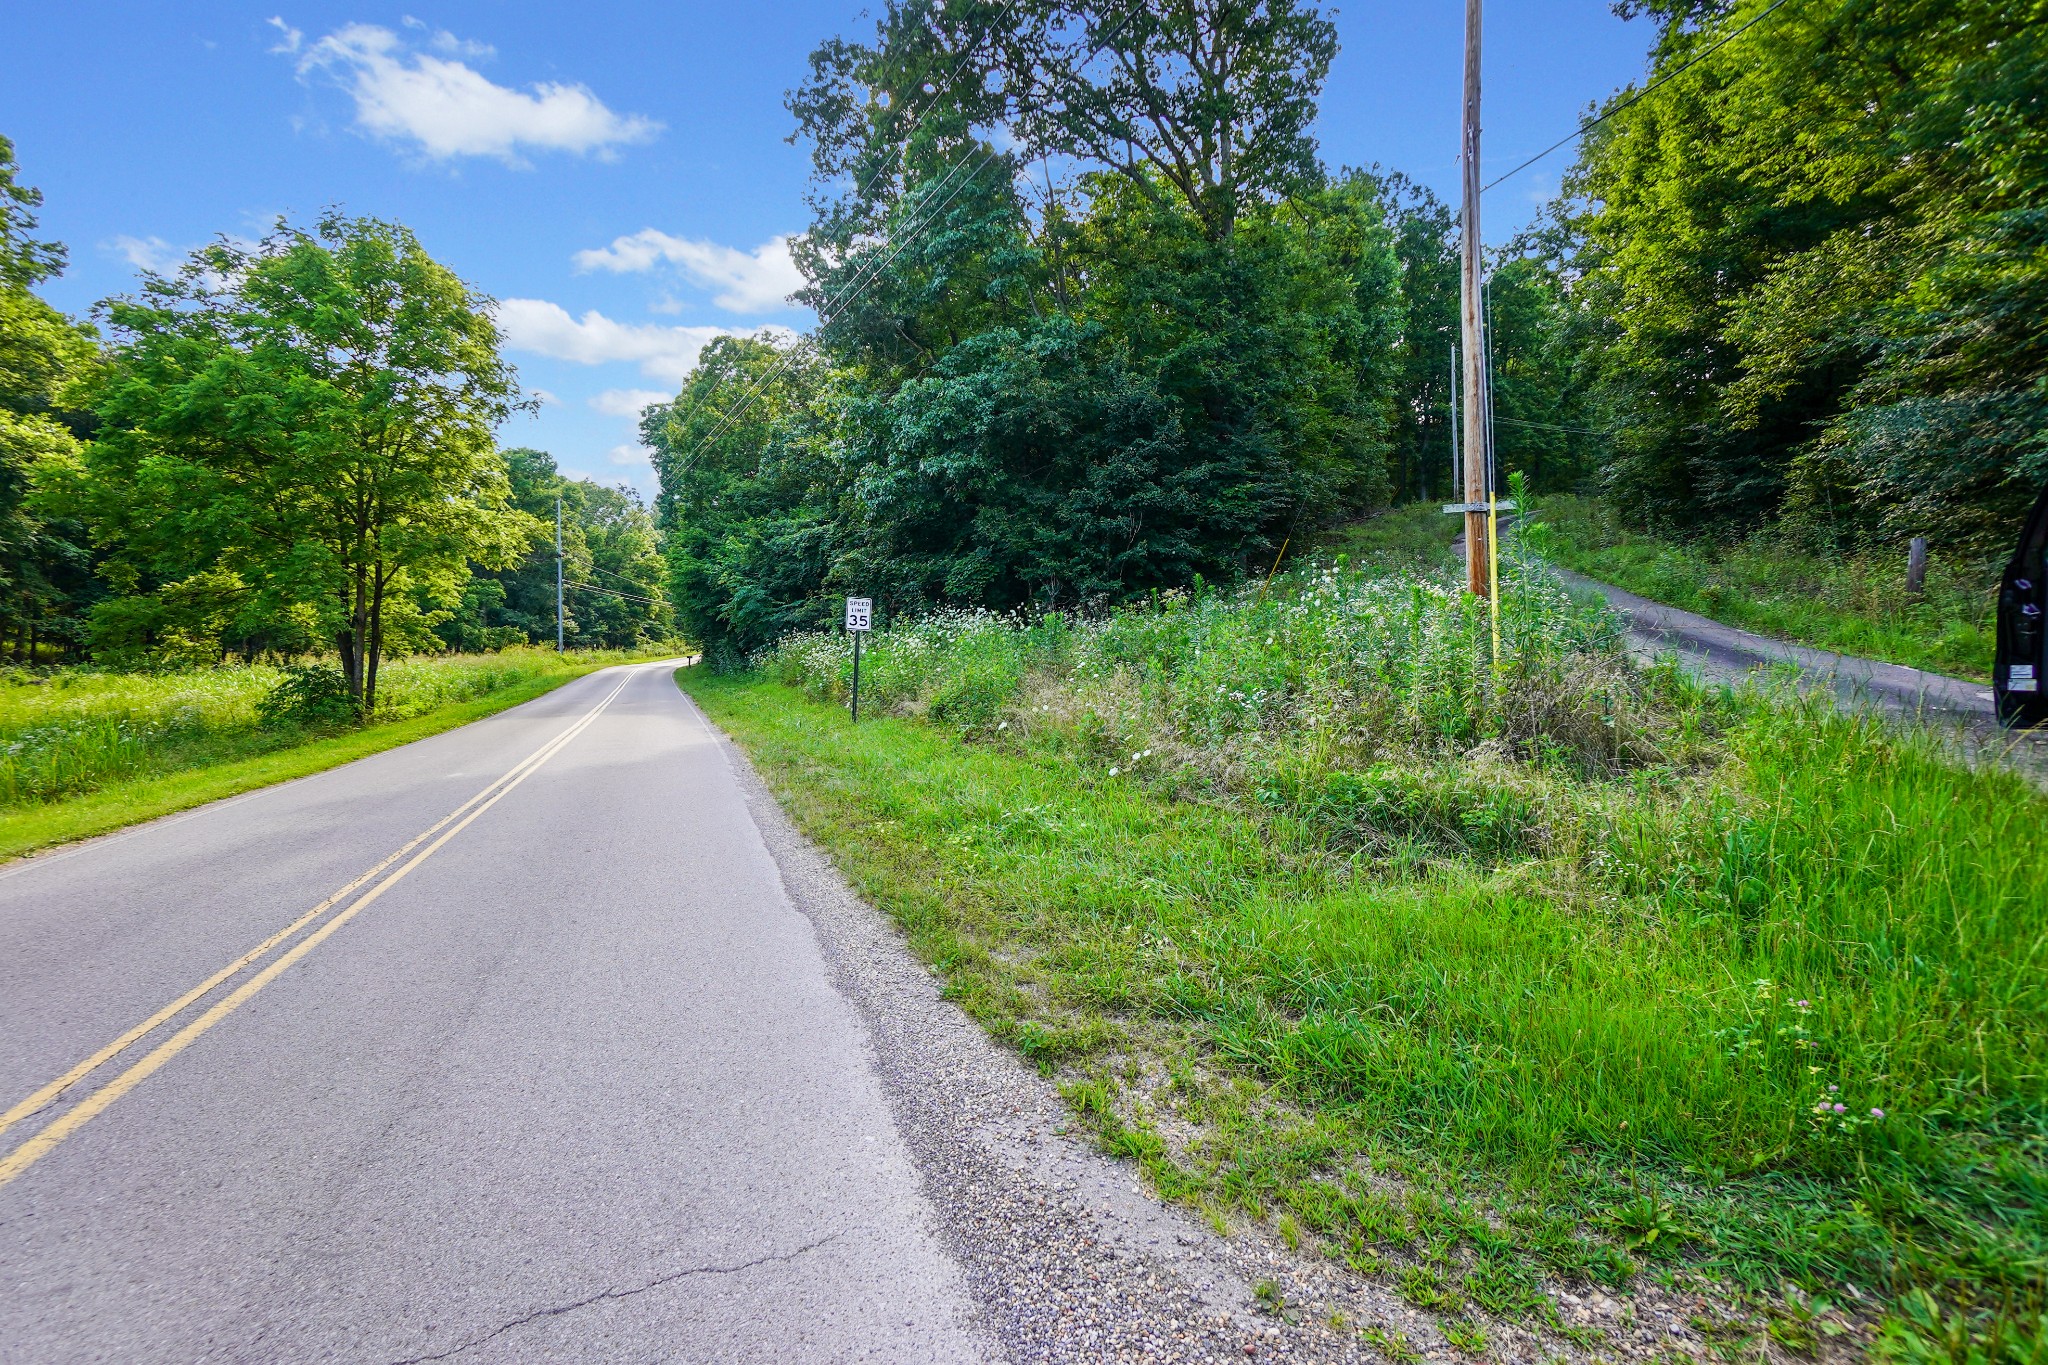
[1374,171,1460,505]
[1485,255,1598,494]
[645,335,844,661]
[755,0,1400,631]
[66,211,536,706]
[1559,0,2048,554]
[791,0,1339,242]
[435,453,671,652]
[0,135,99,663]
[563,480,671,648]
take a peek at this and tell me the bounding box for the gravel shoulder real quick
[699,689,1844,1365]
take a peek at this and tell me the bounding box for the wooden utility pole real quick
[1459,0,1491,598]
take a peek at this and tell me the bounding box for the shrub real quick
[257,665,360,729]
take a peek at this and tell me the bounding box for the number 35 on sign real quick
[845,597,872,632]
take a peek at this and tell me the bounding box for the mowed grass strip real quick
[0,652,668,863]
[682,586,2047,1340]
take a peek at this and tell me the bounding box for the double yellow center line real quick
[0,667,639,1192]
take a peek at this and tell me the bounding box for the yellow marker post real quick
[1486,486,1501,674]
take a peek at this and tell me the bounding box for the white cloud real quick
[574,230,804,314]
[590,388,672,418]
[496,299,729,385]
[403,16,495,61]
[607,443,654,468]
[266,16,303,54]
[108,235,183,274]
[292,23,659,165]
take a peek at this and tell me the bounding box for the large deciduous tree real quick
[791,0,1336,242]
[67,211,537,706]
[713,0,1399,647]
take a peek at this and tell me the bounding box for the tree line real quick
[650,0,1584,661]
[0,147,671,708]
[7,0,2036,681]
[651,0,2040,663]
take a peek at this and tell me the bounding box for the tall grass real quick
[0,648,647,808]
[744,555,2046,1321]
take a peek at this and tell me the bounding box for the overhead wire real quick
[668,0,1025,468]
[564,580,667,607]
[670,5,1149,474]
[586,561,659,588]
[1494,415,1606,437]
[1480,0,1798,194]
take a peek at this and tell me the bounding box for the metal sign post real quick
[845,597,872,721]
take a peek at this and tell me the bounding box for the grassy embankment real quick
[683,552,2043,1358]
[0,647,672,861]
[1526,496,1997,682]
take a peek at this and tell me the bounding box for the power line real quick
[565,580,667,608]
[676,139,1002,466]
[1494,415,1607,436]
[671,0,1024,466]
[586,561,657,588]
[1480,0,1797,194]
[672,6,1146,476]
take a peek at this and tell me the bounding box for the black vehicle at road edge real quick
[1996,483,2048,727]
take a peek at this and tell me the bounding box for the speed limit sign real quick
[845,597,873,722]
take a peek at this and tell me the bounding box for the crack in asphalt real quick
[381,1234,841,1364]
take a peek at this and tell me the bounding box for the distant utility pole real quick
[555,495,565,653]
[1460,0,1491,599]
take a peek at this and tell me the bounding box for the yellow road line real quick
[0,667,638,1184]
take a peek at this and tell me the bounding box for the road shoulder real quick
[691,671,1508,1364]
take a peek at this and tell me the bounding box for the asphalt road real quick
[1542,566,2048,781]
[0,662,991,1363]
[1550,568,1996,721]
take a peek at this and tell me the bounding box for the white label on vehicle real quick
[2010,664,2038,691]
[845,597,873,632]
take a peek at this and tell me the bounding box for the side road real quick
[1547,564,2048,784]
[1553,568,1996,722]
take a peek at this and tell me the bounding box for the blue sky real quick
[3,2,1654,493]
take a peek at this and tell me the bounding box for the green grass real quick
[684,560,2045,1354]
[1323,501,1463,573]
[1532,495,1998,682]
[0,647,672,862]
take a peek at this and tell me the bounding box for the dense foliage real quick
[649,0,1550,660]
[0,137,98,664]
[49,212,539,712]
[0,153,672,683]
[1552,0,2048,558]
[438,447,673,653]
